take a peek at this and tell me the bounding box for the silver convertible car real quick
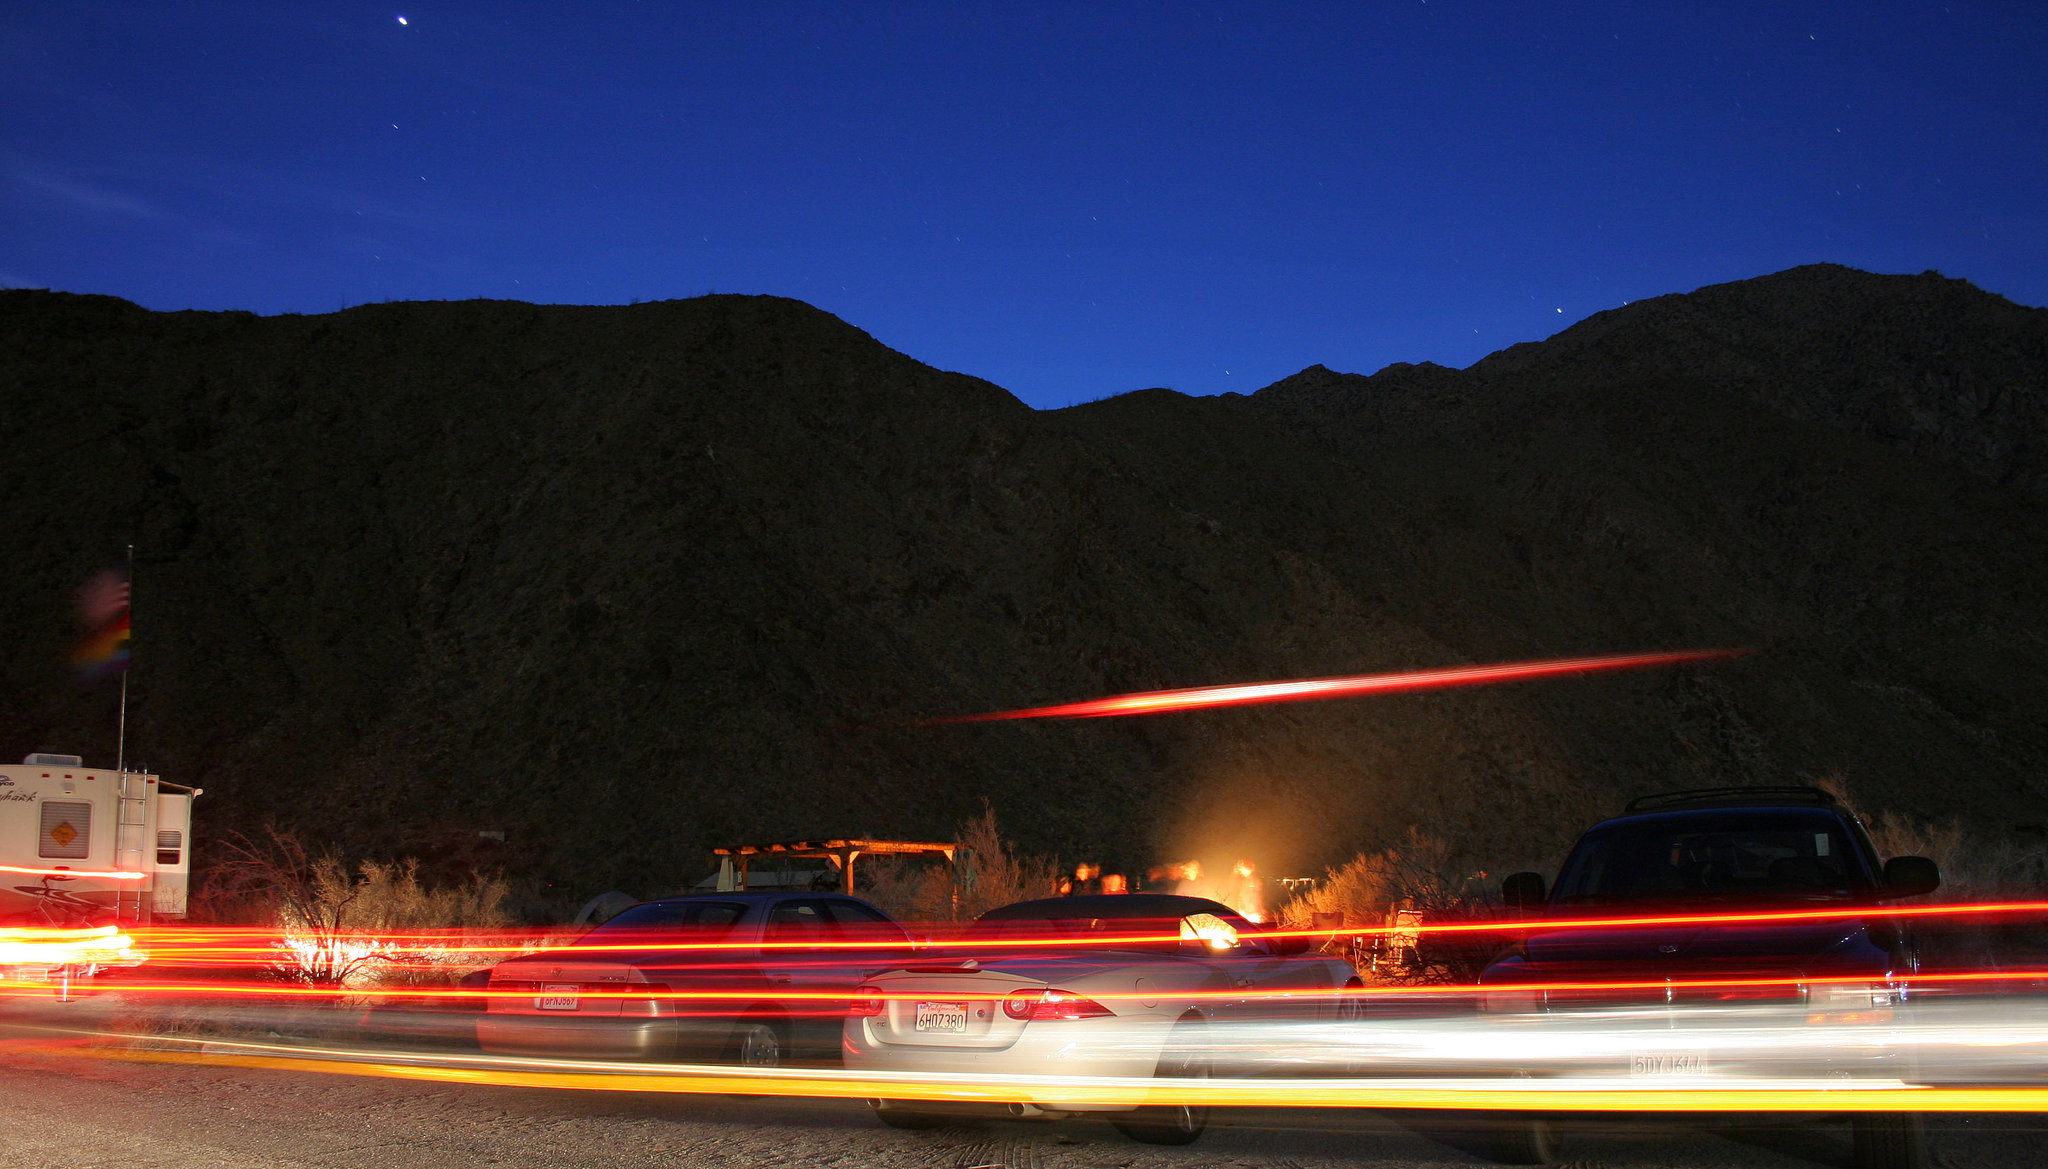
[843,893,1364,1144]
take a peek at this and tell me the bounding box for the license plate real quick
[538,983,580,1010]
[914,1001,968,1033]
[1630,1051,1710,1077]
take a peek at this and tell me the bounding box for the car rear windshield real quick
[585,900,746,938]
[965,897,1253,955]
[1552,813,1874,904]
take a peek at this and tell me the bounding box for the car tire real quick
[870,1101,947,1130]
[1485,1115,1559,1165]
[1112,1018,1209,1146]
[1337,978,1368,1022]
[1852,1112,1930,1169]
[726,1019,786,1069]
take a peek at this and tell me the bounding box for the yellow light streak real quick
[50,1039,2048,1114]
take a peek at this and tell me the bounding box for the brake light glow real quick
[1021,988,1114,1021]
[848,985,884,1017]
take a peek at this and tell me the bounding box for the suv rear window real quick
[1552,813,1873,904]
[588,900,746,934]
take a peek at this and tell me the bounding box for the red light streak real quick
[0,863,145,880]
[938,648,1749,722]
[1253,898,2048,941]
[96,898,2048,969]
[14,968,2047,1007]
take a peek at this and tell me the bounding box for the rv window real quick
[157,829,182,866]
[39,800,92,859]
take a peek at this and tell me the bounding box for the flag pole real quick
[116,544,131,776]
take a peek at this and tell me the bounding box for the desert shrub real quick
[194,826,512,987]
[1280,826,1516,983]
[860,855,957,925]
[859,802,1061,925]
[1281,826,1495,926]
[1813,775,2048,899]
[951,801,1063,920]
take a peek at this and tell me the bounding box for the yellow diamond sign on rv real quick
[50,821,77,848]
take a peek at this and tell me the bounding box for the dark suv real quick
[1477,787,1940,1168]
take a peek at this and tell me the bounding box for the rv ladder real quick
[113,772,150,924]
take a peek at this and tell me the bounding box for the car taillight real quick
[1804,980,1898,1024]
[849,985,885,1017]
[1008,988,1114,1021]
[485,978,537,1008]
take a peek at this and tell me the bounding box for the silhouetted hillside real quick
[1,265,2041,899]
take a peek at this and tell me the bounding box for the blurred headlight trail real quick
[937,648,1748,722]
[0,925,137,967]
[13,994,2048,1113]
[36,1032,2048,1114]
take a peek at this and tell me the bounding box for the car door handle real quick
[1234,977,1254,988]
[770,974,793,985]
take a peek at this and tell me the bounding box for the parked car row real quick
[473,787,1946,1166]
[477,892,913,1066]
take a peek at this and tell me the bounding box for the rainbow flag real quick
[73,568,130,680]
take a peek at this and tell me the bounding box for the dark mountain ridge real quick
[1254,265,2047,491]
[1,265,2041,898]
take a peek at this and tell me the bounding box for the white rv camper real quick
[0,752,199,928]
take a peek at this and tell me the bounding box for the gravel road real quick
[4,1036,2044,1169]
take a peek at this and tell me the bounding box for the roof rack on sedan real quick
[1623,786,1839,814]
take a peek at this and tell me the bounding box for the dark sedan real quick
[477,891,911,1067]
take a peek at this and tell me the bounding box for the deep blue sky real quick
[5,3,2044,409]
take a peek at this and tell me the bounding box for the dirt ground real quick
[3,1037,2044,1169]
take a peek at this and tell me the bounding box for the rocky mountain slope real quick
[1,264,2041,897]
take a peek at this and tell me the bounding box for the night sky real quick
[5,2,2044,409]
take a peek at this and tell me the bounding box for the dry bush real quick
[952,802,1063,920]
[860,855,958,925]
[1813,775,2048,899]
[859,802,1061,926]
[1280,826,1495,925]
[194,826,512,987]
[1280,825,1510,983]
[334,858,516,987]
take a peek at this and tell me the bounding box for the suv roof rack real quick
[1623,786,1839,814]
